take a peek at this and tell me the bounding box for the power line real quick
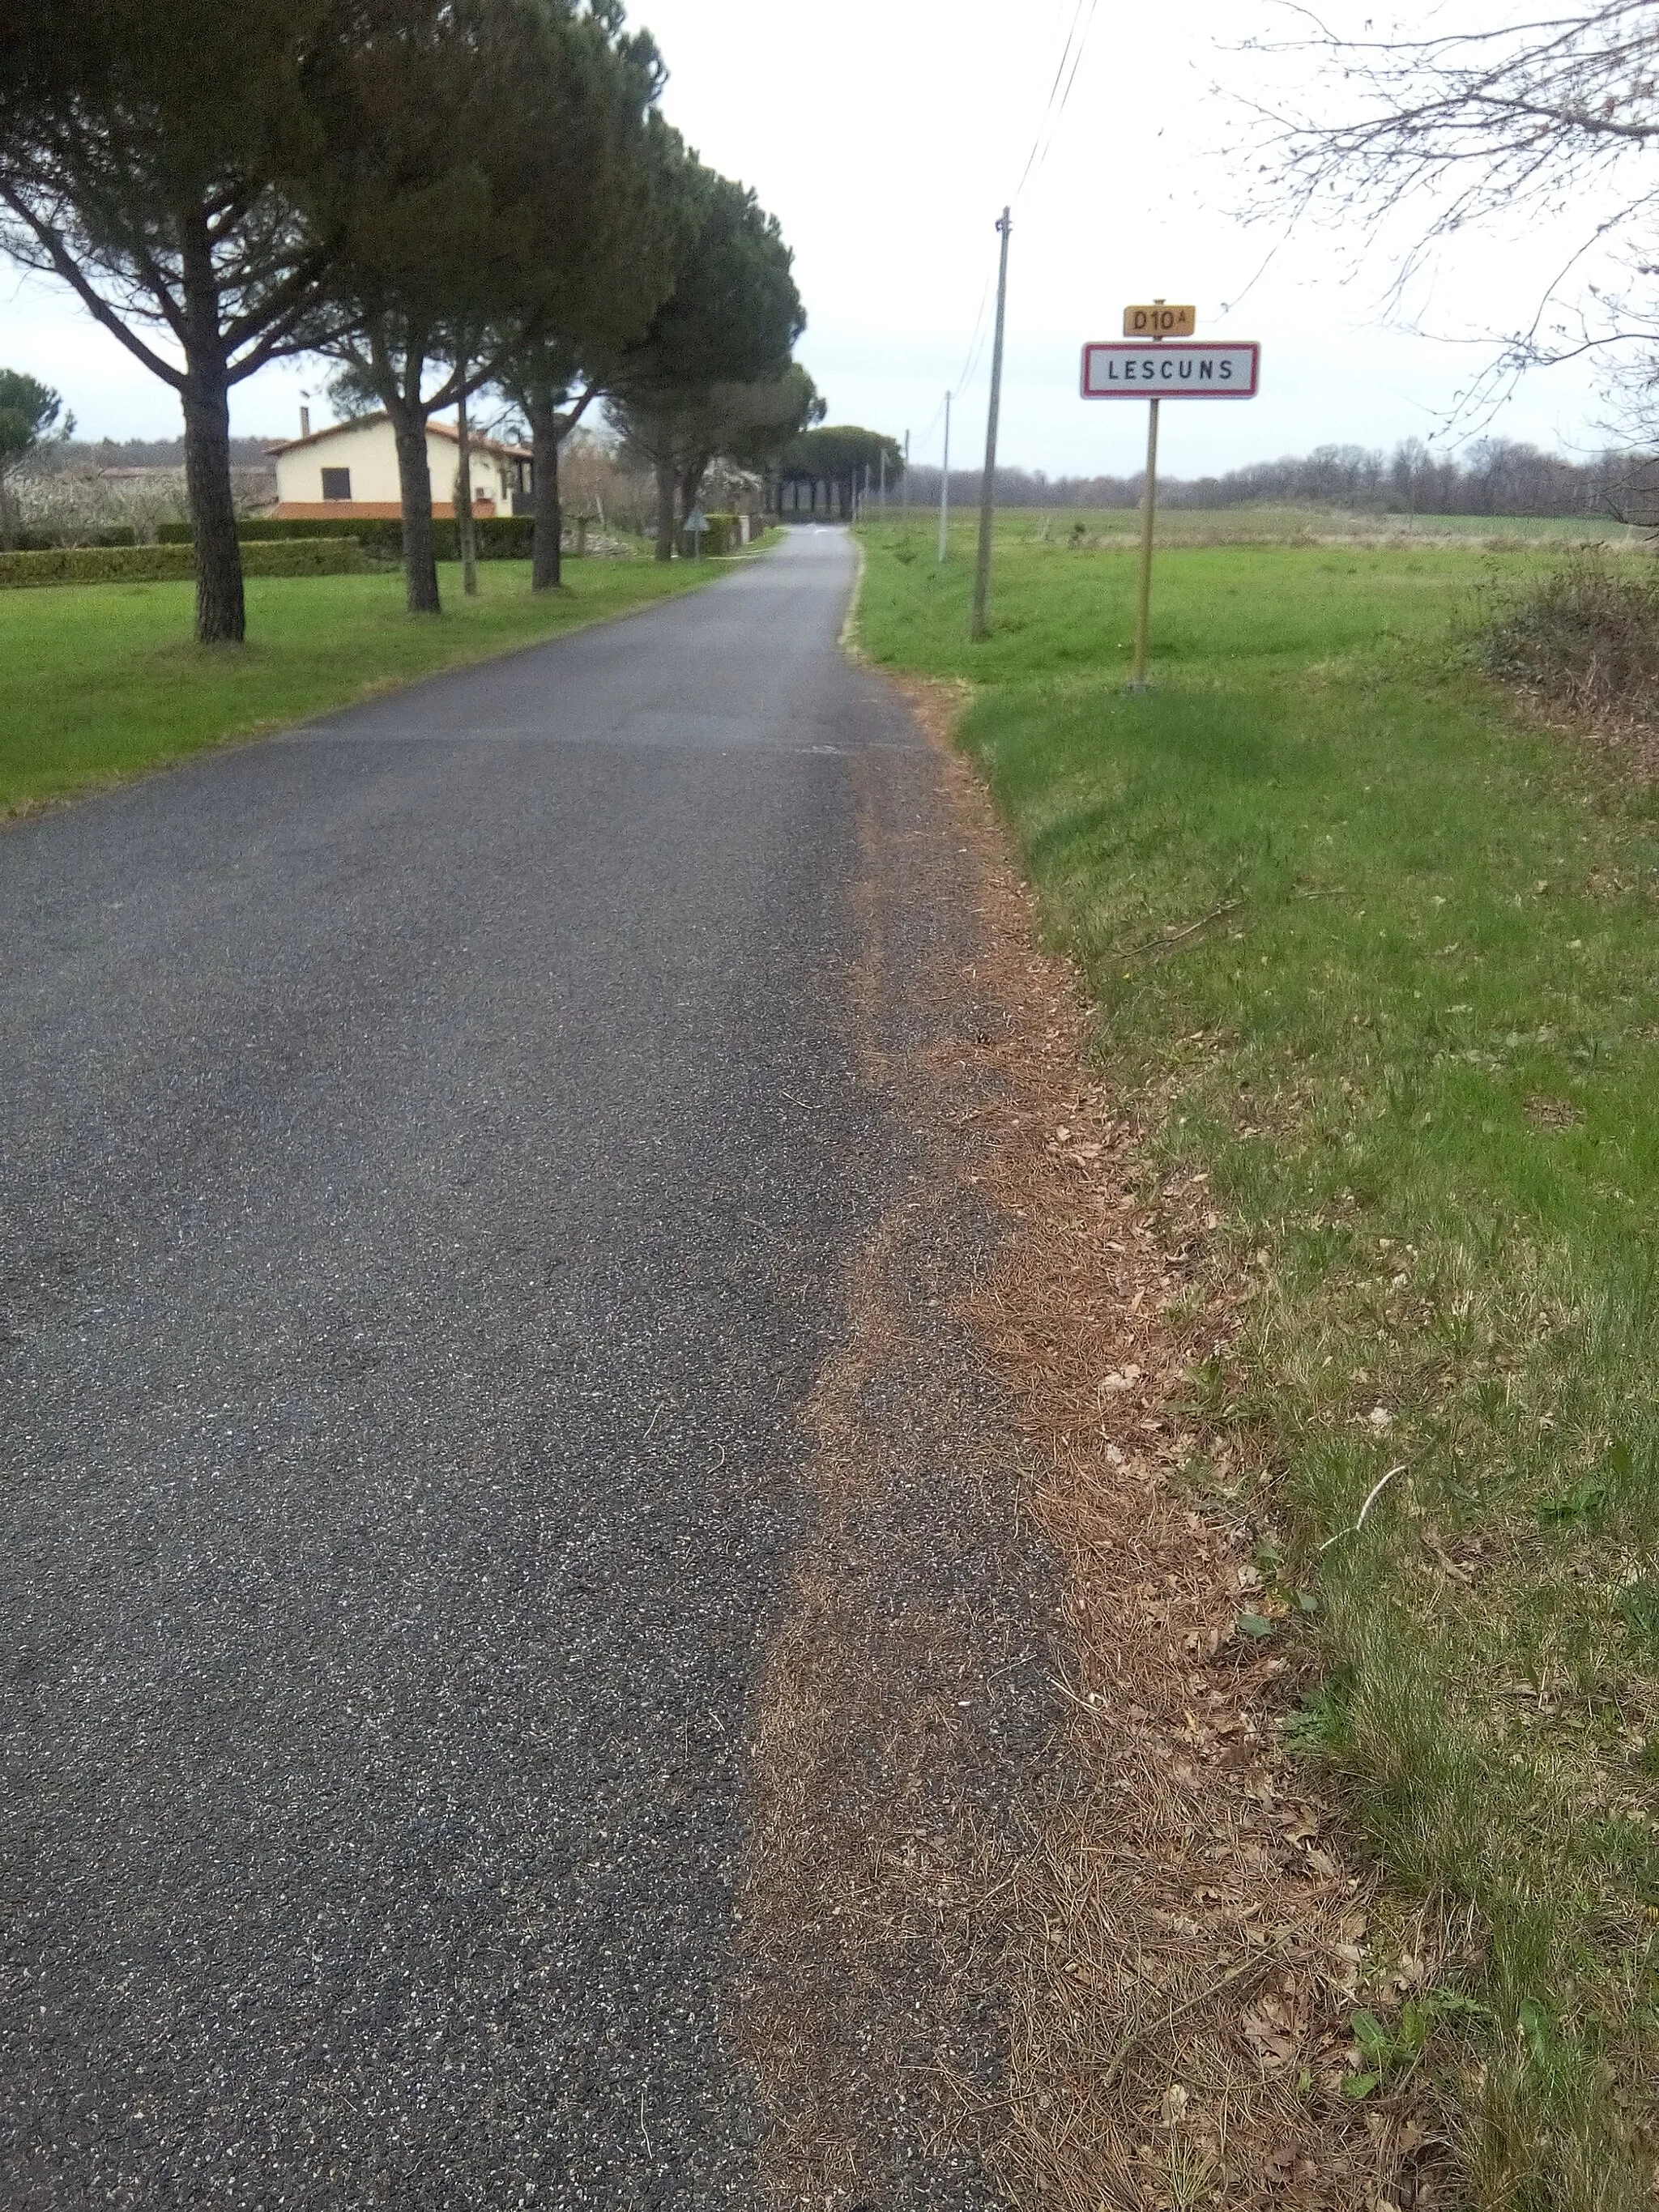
[953,271,995,399]
[1013,0,1089,201]
[928,0,1102,474]
[916,386,949,446]
[1015,0,1101,201]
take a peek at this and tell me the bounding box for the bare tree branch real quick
[0,188,186,388]
[1244,1,1659,237]
[1235,1,1659,433]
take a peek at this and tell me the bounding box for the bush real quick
[679,511,765,558]
[11,526,139,552]
[241,539,367,578]
[160,513,539,560]
[1478,551,1659,723]
[0,538,366,589]
[162,514,364,546]
[454,515,535,560]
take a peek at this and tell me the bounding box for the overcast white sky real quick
[0,0,1634,477]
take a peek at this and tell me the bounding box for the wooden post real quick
[1129,394,1160,689]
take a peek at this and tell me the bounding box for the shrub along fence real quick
[158,514,764,561]
[157,515,538,560]
[0,539,367,589]
[679,513,767,557]
[8,526,142,552]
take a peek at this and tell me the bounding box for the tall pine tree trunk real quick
[679,462,706,553]
[654,454,676,563]
[178,212,245,646]
[530,403,562,591]
[389,394,441,615]
[456,376,478,597]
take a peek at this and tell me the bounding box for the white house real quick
[269,408,532,520]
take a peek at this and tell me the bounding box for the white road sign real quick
[1081,340,1260,398]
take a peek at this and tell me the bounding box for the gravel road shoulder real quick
[739,679,1439,2212]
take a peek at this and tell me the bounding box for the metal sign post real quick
[1080,318,1261,690]
[1132,393,1160,689]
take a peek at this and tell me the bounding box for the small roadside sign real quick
[1078,334,1260,689]
[1081,340,1260,398]
[684,505,709,559]
[1123,302,1195,337]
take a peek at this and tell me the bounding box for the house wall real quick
[275,419,404,508]
[273,420,522,517]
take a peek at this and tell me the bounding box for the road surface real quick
[1,531,1034,2209]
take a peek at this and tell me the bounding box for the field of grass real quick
[952,503,1647,551]
[0,554,719,817]
[858,517,1659,2209]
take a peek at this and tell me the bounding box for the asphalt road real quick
[0,531,956,2207]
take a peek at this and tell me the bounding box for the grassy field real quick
[0,554,719,817]
[858,517,1659,2209]
[945,504,1647,551]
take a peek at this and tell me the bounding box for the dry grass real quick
[737,736,1063,2209]
[907,688,1457,2212]
[853,526,1659,2205]
[740,668,1456,2209]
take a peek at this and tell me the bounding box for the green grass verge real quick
[0,555,719,817]
[858,517,1659,2210]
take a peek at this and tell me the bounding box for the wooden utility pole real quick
[970,207,1012,641]
[901,430,910,528]
[937,393,951,562]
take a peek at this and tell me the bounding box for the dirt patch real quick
[736,733,1064,2210]
[739,680,1450,2208]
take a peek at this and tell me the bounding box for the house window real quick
[321,467,352,501]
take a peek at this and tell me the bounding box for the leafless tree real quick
[1242,2,1659,424]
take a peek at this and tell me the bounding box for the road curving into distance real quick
[0,531,1047,2209]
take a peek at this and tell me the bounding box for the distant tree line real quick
[774,424,902,518]
[49,437,277,472]
[0,0,822,641]
[900,439,1657,520]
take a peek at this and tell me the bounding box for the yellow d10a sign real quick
[1123,302,1194,337]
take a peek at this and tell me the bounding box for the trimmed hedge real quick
[152,511,757,562]
[241,538,367,577]
[11,526,139,552]
[160,514,402,552]
[680,512,766,558]
[0,538,366,589]
[160,514,538,560]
